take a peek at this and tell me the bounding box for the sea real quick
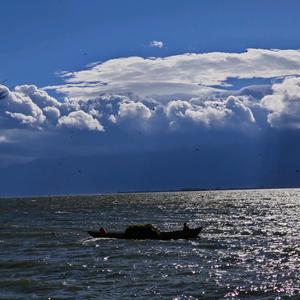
[0,189,299,299]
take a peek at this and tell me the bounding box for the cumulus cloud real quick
[165,96,255,129]
[261,76,300,128]
[58,110,104,131]
[0,82,258,136]
[46,49,300,100]
[14,85,61,108]
[226,96,255,124]
[118,101,152,120]
[149,40,164,48]
[43,106,61,121]
[0,85,105,131]
[2,48,300,154]
[2,89,46,127]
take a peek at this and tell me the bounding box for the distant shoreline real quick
[0,186,299,200]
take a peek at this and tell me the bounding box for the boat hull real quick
[87,227,202,240]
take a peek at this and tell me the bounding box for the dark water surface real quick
[0,189,299,299]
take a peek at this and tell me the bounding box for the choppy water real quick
[0,189,299,299]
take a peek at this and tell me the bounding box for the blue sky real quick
[2,0,300,87]
[1,1,300,196]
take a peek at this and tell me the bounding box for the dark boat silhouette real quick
[87,225,202,240]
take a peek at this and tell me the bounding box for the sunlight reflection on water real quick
[0,189,299,299]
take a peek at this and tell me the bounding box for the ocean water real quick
[0,189,299,300]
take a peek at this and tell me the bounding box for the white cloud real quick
[149,40,164,48]
[118,101,152,120]
[0,81,259,135]
[43,106,61,122]
[261,76,300,128]
[165,96,255,129]
[14,85,61,108]
[225,96,255,124]
[3,91,46,127]
[45,49,300,100]
[58,110,104,131]
[5,112,43,126]
[5,49,300,177]
[0,85,103,131]
[4,49,300,137]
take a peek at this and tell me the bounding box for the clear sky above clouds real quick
[1,0,300,196]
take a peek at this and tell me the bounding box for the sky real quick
[1,0,300,196]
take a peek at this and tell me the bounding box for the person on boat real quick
[99,227,107,237]
[183,222,190,231]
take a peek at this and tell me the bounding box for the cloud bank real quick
[2,49,300,169]
[0,84,257,135]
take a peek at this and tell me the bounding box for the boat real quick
[87,225,202,240]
